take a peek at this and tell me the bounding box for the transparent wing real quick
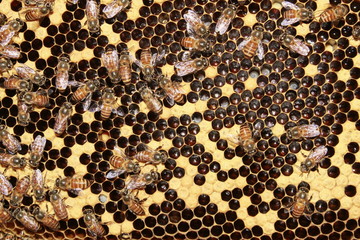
[290,38,310,56]
[281,17,301,26]
[103,0,124,19]
[86,0,98,18]
[68,81,84,87]
[106,169,126,179]
[308,146,327,163]
[32,169,44,187]
[0,25,14,46]
[299,124,320,138]
[101,50,119,69]
[256,42,264,60]
[82,93,93,111]
[56,71,69,90]
[31,135,46,153]
[88,102,102,112]
[130,54,142,69]
[174,60,196,76]
[69,188,83,196]
[2,45,21,59]
[237,37,252,50]
[184,10,202,37]
[111,106,125,116]
[215,14,232,35]
[165,96,175,105]
[282,1,300,10]
[7,133,21,152]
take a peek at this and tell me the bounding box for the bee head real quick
[87,79,100,91]
[0,58,11,70]
[49,190,59,200]
[12,207,22,219]
[121,191,131,203]
[34,189,45,201]
[18,113,30,125]
[55,178,66,189]
[12,157,26,168]
[40,5,51,14]
[337,4,349,15]
[19,80,32,91]
[33,208,45,220]
[158,75,169,88]
[34,74,46,85]
[29,154,40,167]
[10,19,23,31]
[120,0,128,5]
[109,72,121,83]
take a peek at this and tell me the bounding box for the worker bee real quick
[285,187,312,219]
[286,124,320,140]
[29,135,47,168]
[0,153,26,170]
[0,45,21,59]
[319,4,348,23]
[15,64,46,86]
[71,79,100,107]
[0,125,22,154]
[21,0,55,7]
[89,88,124,120]
[10,175,30,207]
[0,57,13,74]
[55,175,91,195]
[55,56,70,92]
[0,18,24,46]
[139,86,163,114]
[12,208,41,232]
[124,170,159,191]
[101,48,120,83]
[279,33,310,56]
[19,89,50,108]
[53,102,73,136]
[106,147,140,179]
[158,75,185,105]
[102,0,131,19]
[215,4,237,35]
[174,57,208,76]
[300,145,328,174]
[31,169,46,202]
[3,75,32,92]
[180,37,210,52]
[183,9,210,38]
[353,25,360,41]
[134,145,168,165]
[133,49,166,82]
[231,124,257,156]
[281,1,314,26]
[86,0,100,33]
[22,2,53,21]
[17,98,31,126]
[0,201,13,223]
[0,173,13,196]
[49,189,68,220]
[119,50,132,84]
[83,209,106,238]
[32,207,59,231]
[237,25,265,60]
[120,190,146,216]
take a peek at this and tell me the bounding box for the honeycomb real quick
[0,0,359,239]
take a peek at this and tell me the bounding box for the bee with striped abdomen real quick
[319,4,348,23]
[53,102,73,136]
[101,48,120,84]
[0,45,21,59]
[0,201,13,224]
[300,145,328,174]
[29,135,47,168]
[55,175,91,195]
[10,175,31,207]
[55,56,70,92]
[102,0,131,19]
[32,207,59,231]
[19,89,50,108]
[119,50,132,84]
[3,75,32,92]
[106,147,140,179]
[16,64,45,86]
[124,170,159,191]
[158,75,185,105]
[0,153,26,170]
[139,86,163,114]
[86,0,100,33]
[281,1,314,26]
[180,37,210,52]
[0,19,24,46]
[215,4,237,35]
[121,190,146,216]
[279,33,310,56]
[71,79,100,110]
[31,169,46,202]
[134,145,168,166]
[286,124,320,140]
[238,25,265,60]
[184,9,210,38]
[12,208,41,232]
[89,88,124,119]
[49,189,68,220]
[0,173,13,196]
[0,125,21,154]
[83,209,106,238]
[133,49,166,82]
[22,3,53,21]
[285,187,312,219]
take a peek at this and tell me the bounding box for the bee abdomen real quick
[129,203,145,215]
[109,155,125,168]
[319,10,335,23]
[283,9,297,19]
[42,215,60,230]
[70,177,90,189]
[101,106,112,119]
[0,208,13,223]
[119,65,131,84]
[292,204,304,218]
[243,42,258,59]
[239,124,252,140]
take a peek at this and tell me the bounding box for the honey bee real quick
[158,75,185,105]
[184,10,210,38]
[0,19,24,46]
[55,56,70,92]
[174,57,208,76]
[49,189,68,220]
[133,49,166,82]
[119,50,132,84]
[134,145,168,165]
[0,45,21,59]
[55,175,91,195]
[124,170,159,191]
[0,173,13,196]
[319,4,348,23]
[12,208,41,232]
[120,190,146,216]
[0,153,26,170]
[101,48,120,83]
[89,88,124,120]
[29,135,47,168]
[0,125,22,154]
[71,79,100,108]
[0,201,13,223]
[286,124,320,140]
[353,25,360,41]
[86,0,100,33]
[215,4,237,35]
[3,75,32,92]
[10,175,30,207]
[180,37,210,52]
[83,209,105,238]
[300,145,328,174]
[22,0,55,7]
[15,64,46,86]
[102,0,131,19]
[22,3,53,21]
[232,124,257,156]
[237,26,265,60]
[31,169,46,202]
[19,89,50,108]
[106,147,140,179]
[32,207,59,231]
[0,57,13,74]
[53,102,73,137]
[281,1,314,26]
[279,33,310,56]
[17,98,31,126]
[139,86,163,114]
[285,187,312,219]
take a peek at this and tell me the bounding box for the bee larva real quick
[83,209,106,238]
[12,208,41,232]
[10,175,31,207]
[353,25,360,41]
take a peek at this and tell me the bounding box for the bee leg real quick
[301,152,308,158]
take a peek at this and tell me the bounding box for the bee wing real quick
[173,82,186,94]
[7,133,21,152]
[56,71,69,89]
[0,25,14,46]
[130,54,142,69]
[152,49,166,66]
[0,174,12,195]
[174,60,195,76]
[290,38,310,56]
[101,50,119,70]
[237,37,252,50]
[32,169,44,187]
[256,42,265,60]
[69,188,83,196]
[215,13,232,35]
[2,45,21,59]
[281,17,301,26]
[88,101,102,112]
[30,135,46,154]
[102,0,125,19]
[300,124,320,138]
[184,10,202,37]
[111,106,125,117]
[16,65,36,78]
[308,146,328,163]
[281,1,300,10]
[68,81,84,87]
[82,93,93,111]
[106,169,126,179]
[86,0,99,18]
